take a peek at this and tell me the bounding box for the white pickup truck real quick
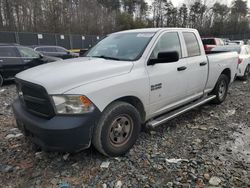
[12,28,238,156]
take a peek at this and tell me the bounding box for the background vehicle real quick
[69,48,89,57]
[212,45,250,80]
[230,40,244,45]
[202,37,224,52]
[13,28,238,157]
[31,45,79,59]
[0,44,60,87]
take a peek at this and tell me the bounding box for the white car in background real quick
[212,45,250,80]
[230,40,244,45]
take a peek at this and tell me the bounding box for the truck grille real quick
[15,79,55,119]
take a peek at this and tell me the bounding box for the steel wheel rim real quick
[109,114,133,147]
[218,80,226,99]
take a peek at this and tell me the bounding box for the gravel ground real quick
[0,80,249,188]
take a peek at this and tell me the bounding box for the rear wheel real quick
[240,65,250,81]
[92,101,141,157]
[211,74,229,104]
[0,74,3,87]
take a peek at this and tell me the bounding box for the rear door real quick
[182,32,208,98]
[147,31,188,116]
[0,46,23,79]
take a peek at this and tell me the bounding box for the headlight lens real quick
[52,95,95,114]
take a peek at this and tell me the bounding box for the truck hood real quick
[16,57,134,94]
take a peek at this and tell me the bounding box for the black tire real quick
[92,101,141,157]
[239,65,250,81]
[0,74,3,87]
[211,74,229,104]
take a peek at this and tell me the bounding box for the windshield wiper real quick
[91,55,121,61]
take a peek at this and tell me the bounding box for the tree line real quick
[0,0,249,36]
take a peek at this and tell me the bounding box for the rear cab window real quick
[0,46,20,57]
[183,32,201,57]
[202,38,215,45]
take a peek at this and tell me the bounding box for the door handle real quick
[200,62,207,66]
[0,59,3,62]
[177,66,187,71]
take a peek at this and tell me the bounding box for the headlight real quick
[52,95,95,114]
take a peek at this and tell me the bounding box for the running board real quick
[146,95,216,129]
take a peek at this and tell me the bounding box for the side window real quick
[183,32,201,57]
[18,47,40,58]
[0,47,19,57]
[150,32,182,59]
[47,47,57,52]
[40,47,57,52]
[35,47,45,52]
[56,47,67,53]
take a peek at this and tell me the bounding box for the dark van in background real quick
[31,45,79,59]
[0,44,60,87]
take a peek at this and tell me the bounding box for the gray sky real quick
[146,0,250,8]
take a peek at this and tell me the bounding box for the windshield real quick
[86,32,155,61]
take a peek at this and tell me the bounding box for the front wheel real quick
[211,74,229,104]
[92,101,141,157]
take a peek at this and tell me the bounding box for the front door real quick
[146,32,188,116]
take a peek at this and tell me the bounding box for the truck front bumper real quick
[12,99,101,152]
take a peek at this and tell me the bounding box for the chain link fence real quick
[0,31,105,49]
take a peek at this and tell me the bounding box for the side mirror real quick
[39,53,44,58]
[148,51,179,65]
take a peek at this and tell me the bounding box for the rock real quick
[5,134,15,139]
[35,152,44,160]
[199,126,208,131]
[189,173,197,180]
[9,128,19,132]
[226,148,232,153]
[0,164,13,173]
[204,173,210,180]
[15,133,23,138]
[100,161,110,168]
[166,182,173,187]
[225,109,236,117]
[193,138,202,144]
[150,131,157,135]
[166,158,189,163]
[197,178,205,188]
[101,183,107,188]
[209,176,221,186]
[63,153,70,161]
[59,182,70,188]
[114,180,122,188]
[153,164,163,170]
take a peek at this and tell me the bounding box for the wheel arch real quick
[109,96,146,123]
[221,68,231,82]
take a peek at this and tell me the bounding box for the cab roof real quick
[115,28,198,34]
